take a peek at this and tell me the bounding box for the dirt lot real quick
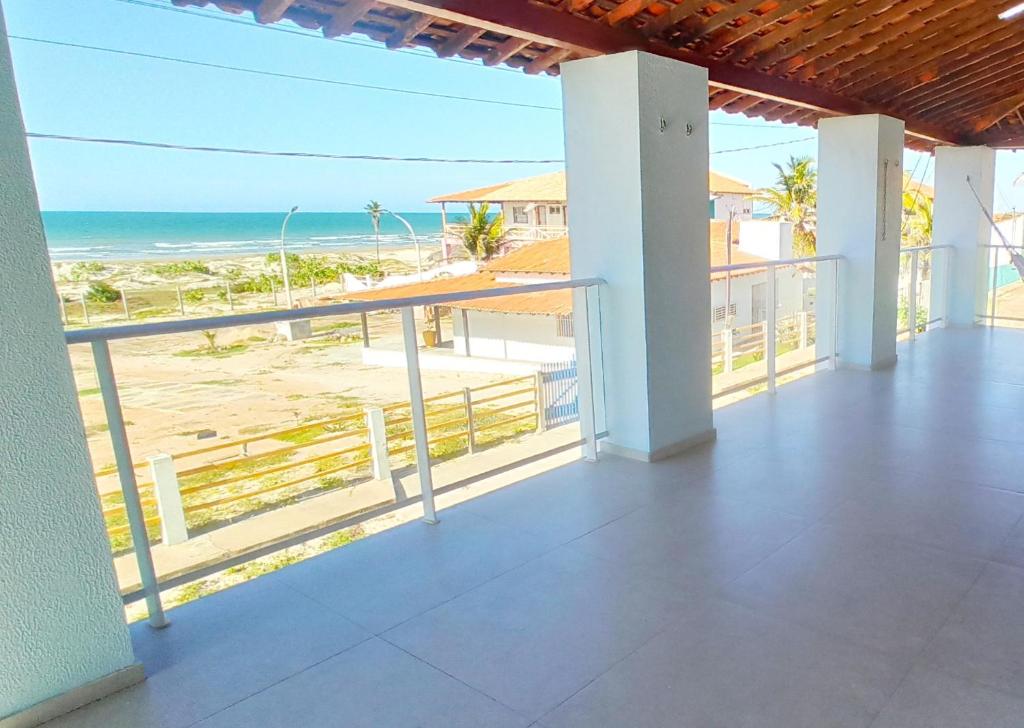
[71,309,510,495]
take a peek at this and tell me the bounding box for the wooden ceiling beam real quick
[386,12,435,48]
[708,89,744,109]
[323,0,376,37]
[895,39,1024,115]
[725,1,841,62]
[369,0,963,144]
[643,0,706,36]
[605,0,662,27]
[835,13,1005,95]
[701,0,817,56]
[793,0,974,81]
[526,46,572,73]
[756,0,910,72]
[821,1,991,87]
[436,24,485,56]
[254,0,294,23]
[874,18,1022,97]
[486,36,533,65]
[688,0,771,39]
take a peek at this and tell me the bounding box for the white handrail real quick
[900,244,954,253]
[65,277,604,344]
[710,253,842,274]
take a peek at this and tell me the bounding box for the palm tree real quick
[364,200,383,264]
[758,156,817,257]
[461,203,505,260]
[901,190,933,249]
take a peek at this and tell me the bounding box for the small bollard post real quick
[176,286,185,316]
[534,371,547,432]
[149,453,189,546]
[799,311,809,350]
[463,387,477,453]
[121,289,131,320]
[360,312,370,348]
[80,292,90,325]
[365,407,391,481]
[722,328,734,373]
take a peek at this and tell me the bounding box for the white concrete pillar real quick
[149,454,189,546]
[562,51,714,461]
[816,114,904,370]
[0,6,139,723]
[933,146,995,327]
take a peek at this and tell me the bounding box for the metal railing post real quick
[573,286,598,461]
[401,307,438,524]
[225,282,234,311]
[723,328,734,373]
[830,258,839,369]
[990,246,999,324]
[766,264,777,394]
[433,306,442,347]
[463,387,477,453]
[311,277,317,299]
[92,340,167,628]
[534,370,547,433]
[798,311,809,350]
[80,292,90,325]
[271,278,278,307]
[121,289,131,321]
[365,407,391,481]
[149,453,189,546]
[908,250,919,341]
[176,286,185,316]
[461,308,471,356]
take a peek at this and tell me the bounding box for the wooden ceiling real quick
[171,0,1024,151]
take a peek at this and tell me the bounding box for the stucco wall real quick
[453,310,574,363]
[0,7,135,718]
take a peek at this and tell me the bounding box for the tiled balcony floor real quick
[47,327,1024,727]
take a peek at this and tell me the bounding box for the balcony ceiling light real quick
[999,2,1024,19]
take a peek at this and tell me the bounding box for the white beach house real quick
[432,169,755,261]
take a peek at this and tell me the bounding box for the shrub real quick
[152,260,211,277]
[66,262,106,281]
[85,281,121,303]
[183,289,205,304]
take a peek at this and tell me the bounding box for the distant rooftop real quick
[429,170,753,204]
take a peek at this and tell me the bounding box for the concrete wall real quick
[453,310,575,363]
[711,192,752,221]
[0,6,135,719]
[738,220,794,260]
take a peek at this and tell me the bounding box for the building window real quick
[548,205,562,215]
[512,205,529,224]
[556,314,574,338]
[713,303,737,323]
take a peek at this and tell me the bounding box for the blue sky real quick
[3,0,1023,212]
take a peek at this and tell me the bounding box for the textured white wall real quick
[562,51,713,460]
[0,6,135,718]
[452,310,575,362]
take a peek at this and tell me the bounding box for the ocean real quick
[42,211,446,262]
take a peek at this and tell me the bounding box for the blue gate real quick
[540,359,578,428]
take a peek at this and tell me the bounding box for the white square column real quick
[816,114,904,370]
[0,5,138,724]
[933,146,995,327]
[562,51,714,461]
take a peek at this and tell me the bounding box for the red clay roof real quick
[429,170,752,204]
[346,230,770,316]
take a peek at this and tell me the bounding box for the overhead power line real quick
[711,137,816,154]
[25,133,565,164]
[9,35,562,112]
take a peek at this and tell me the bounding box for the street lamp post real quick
[385,210,423,280]
[279,206,299,308]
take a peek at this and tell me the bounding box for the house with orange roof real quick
[430,169,755,262]
[347,223,809,365]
